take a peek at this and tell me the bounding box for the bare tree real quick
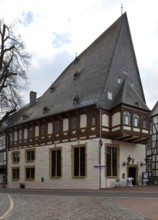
[0,20,31,123]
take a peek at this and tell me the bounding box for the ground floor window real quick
[12,168,20,180]
[50,148,62,178]
[106,145,119,177]
[26,167,35,180]
[72,145,86,177]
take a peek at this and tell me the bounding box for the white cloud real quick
[0,0,158,110]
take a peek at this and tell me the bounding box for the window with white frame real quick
[133,113,139,127]
[123,111,131,125]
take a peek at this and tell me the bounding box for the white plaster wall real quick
[24,129,28,139]
[7,139,146,189]
[35,125,39,137]
[48,122,53,134]
[80,114,87,128]
[63,119,68,132]
[8,139,100,189]
[102,114,109,127]
[112,112,120,127]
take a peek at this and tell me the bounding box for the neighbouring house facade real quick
[0,122,7,184]
[146,102,158,184]
[5,13,150,189]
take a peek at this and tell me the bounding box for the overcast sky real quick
[0,0,158,110]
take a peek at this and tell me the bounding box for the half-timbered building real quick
[6,12,150,189]
[146,102,158,184]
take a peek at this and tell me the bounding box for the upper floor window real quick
[133,113,139,127]
[9,132,13,143]
[123,111,131,125]
[54,120,60,134]
[106,145,119,177]
[19,129,23,141]
[28,127,33,139]
[91,115,97,127]
[70,116,77,130]
[40,124,46,137]
[12,151,20,163]
[0,135,5,150]
[26,149,35,162]
[142,116,148,129]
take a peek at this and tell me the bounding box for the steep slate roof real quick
[9,12,150,126]
[112,79,149,109]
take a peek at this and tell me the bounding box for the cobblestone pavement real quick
[5,194,150,220]
[118,198,158,220]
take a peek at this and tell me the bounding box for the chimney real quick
[30,91,37,105]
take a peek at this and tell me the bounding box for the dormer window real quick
[74,71,80,80]
[117,77,121,84]
[107,92,112,100]
[73,95,80,104]
[43,106,49,114]
[135,102,139,107]
[23,114,28,120]
[50,86,56,93]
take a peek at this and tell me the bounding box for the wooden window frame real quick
[72,144,87,178]
[40,123,46,137]
[12,151,20,163]
[70,116,77,130]
[133,113,139,127]
[28,127,34,139]
[54,120,61,134]
[18,129,23,141]
[106,144,120,178]
[25,166,35,181]
[12,167,20,181]
[50,148,62,178]
[25,149,35,162]
[123,111,131,126]
[91,115,97,127]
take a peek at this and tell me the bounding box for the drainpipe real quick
[97,104,103,189]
